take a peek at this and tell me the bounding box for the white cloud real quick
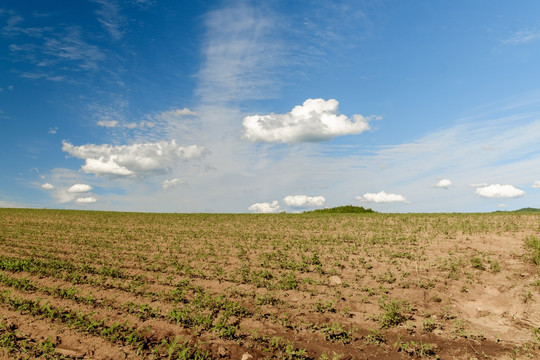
[434,179,452,189]
[470,183,489,188]
[67,183,92,193]
[475,184,525,198]
[97,120,119,127]
[97,120,155,129]
[160,108,196,119]
[283,195,325,208]
[196,3,282,104]
[76,197,97,203]
[162,178,186,191]
[532,180,540,188]
[248,200,280,213]
[41,183,54,190]
[502,30,540,45]
[356,191,408,203]
[243,98,374,143]
[94,0,125,41]
[62,140,208,177]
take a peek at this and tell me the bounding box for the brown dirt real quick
[0,209,538,359]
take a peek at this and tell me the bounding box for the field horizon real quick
[0,208,538,359]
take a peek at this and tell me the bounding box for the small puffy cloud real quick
[242,98,374,143]
[283,195,325,208]
[76,197,97,203]
[532,180,540,189]
[475,184,525,198]
[356,191,408,203]
[67,183,93,193]
[434,179,452,189]
[97,120,119,127]
[41,183,54,190]
[248,200,280,213]
[62,140,208,177]
[48,127,58,134]
[162,178,186,191]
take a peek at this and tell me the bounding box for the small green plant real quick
[314,300,336,313]
[525,236,540,271]
[470,256,485,270]
[378,298,410,329]
[321,323,353,344]
[421,318,438,333]
[394,339,438,358]
[364,328,386,346]
[489,259,501,273]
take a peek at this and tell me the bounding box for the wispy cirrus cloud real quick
[196,2,282,104]
[502,30,540,45]
[43,27,105,71]
[94,0,125,41]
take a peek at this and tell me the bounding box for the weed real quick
[394,338,439,358]
[470,256,485,270]
[364,328,386,346]
[321,323,353,344]
[378,298,410,329]
[422,318,438,333]
[314,300,336,313]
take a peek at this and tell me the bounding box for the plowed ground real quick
[0,209,538,359]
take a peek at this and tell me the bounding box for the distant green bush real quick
[305,205,375,214]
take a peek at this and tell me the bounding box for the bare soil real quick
[0,209,538,359]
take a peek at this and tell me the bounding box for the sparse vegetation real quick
[0,208,538,359]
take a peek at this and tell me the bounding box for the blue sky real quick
[1,0,540,213]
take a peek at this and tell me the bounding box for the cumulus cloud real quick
[356,191,408,203]
[62,140,208,177]
[283,195,325,208]
[475,184,525,198]
[242,98,374,143]
[533,180,540,188]
[434,179,452,189]
[75,197,97,203]
[41,183,54,190]
[162,178,186,191]
[67,183,92,193]
[248,200,280,213]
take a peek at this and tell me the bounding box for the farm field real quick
[0,208,539,359]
